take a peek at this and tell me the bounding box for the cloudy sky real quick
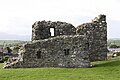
[0,0,120,40]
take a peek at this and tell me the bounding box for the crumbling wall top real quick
[92,14,106,22]
[32,21,76,41]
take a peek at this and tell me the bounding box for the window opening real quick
[36,51,41,59]
[50,28,55,36]
[85,43,89,50]
[64,49,70,55]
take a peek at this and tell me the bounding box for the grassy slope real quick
[0,40,28,45]
[107,39,120,46]
[0,59,120,80]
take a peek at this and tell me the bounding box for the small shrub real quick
[109,44,120,48]
[0,56,10,63]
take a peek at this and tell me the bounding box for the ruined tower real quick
[32,21,76,40]
[76,14,107,61]
[3,15,107,68]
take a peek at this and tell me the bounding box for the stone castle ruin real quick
[4,14,107,68]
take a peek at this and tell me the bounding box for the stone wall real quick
[76,14,107,61]
[3,14,107,68]
[6,35,90,68]
[32,21,76,40]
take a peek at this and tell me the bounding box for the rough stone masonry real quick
[3,14,107,68]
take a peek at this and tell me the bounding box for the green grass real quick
[0,59,120,80]
[0,40,28,47]
[108,39,120,46]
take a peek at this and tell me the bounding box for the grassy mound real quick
[0,58,120,80]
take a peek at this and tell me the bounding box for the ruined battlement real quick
[76,14,107,61]
[32,21,76,40]
[4,14,107,68]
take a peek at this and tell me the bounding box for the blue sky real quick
[0,0,120,40]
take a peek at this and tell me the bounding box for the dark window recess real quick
[83,57,88,60]
[85,43,89,48]
[64,49,70,55]
[50,28,55,36]
[100,45,104,47]
[36,51,41,59]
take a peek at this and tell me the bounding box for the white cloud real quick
[0,0,120,39]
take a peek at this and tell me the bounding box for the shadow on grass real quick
[94,60,120,67]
